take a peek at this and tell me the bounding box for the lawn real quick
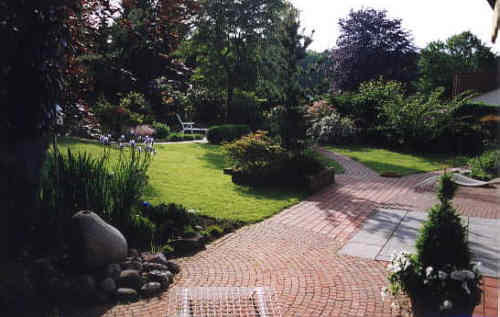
[56,138,307,223]
[324,145,469,176]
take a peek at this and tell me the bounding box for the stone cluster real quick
[32,250,179,304]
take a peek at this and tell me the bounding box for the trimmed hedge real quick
[207,124,251,144]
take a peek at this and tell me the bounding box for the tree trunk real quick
[1,135,48,261]
[226,84,234,123]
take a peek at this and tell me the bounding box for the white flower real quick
[425,266,434,277]
[438,270,448,280]
[441,300,453,310]
[462,281,471,295]
[472,261,482,272]
[423,279,429,285]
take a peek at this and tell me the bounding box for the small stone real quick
[100,277,116,293]
[121,260,143,271]
[194,225,203,231]
[117,270,143,290]
[144,253,169,266]
[140,282,161,296]
[143,262,168,272]
[116,288,138,301]
[170,233,205,253]
[146,270,172,288]
[166,261,180,274]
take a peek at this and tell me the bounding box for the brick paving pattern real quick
[71,148,499,317]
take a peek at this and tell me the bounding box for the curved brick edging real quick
[69,149,499,317]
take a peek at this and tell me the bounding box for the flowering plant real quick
[383,175,483,315]
[383,249,482,314]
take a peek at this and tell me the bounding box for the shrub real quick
[307,111,356,144]
[468,149,500,180]
[207,124,251,144]
[93,92,152,135]
[224,131,327,187]
[126,214,156,250]
[206,225,224,238]
[415,201,471,270]
[331,79,404,128]
[141,203,200,243]
[376,88,469,147]
[416,173,470,270]
[152,121,170,139]
[306,100,335,121]
[223,130,286,174]
[166,132,204,142]
[385,174,480,313]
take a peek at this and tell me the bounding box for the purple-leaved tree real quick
[331,8,418,92]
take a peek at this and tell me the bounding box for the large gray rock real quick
[70,211,127,269]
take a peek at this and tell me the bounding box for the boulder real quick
[73,274,96,297]
[105,263,122,280]
[69,211,127,270]
[99,277,116,293]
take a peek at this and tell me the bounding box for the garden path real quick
[71,148,499,317]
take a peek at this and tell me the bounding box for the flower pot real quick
[410,294,475,317]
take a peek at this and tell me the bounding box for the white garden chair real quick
[176,114,208,134]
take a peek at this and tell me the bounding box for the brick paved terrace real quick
[69,149,499,317]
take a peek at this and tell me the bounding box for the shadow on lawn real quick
[233,184,306,202]
[197,143,227,170]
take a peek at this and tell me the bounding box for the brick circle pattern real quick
[69,149,499,317]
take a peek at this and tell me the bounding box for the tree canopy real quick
[331,8,418,92]
[416,31,497,97]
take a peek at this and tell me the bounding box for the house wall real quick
[471,88,500,105]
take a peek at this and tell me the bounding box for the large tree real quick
[331,8,418,92]
[187,0,285,121]
[82,0,198,109]
[416,31,497,97]
[277,2,312,151]
[0,0,118,261]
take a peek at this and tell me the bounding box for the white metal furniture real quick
[176,114,208,134]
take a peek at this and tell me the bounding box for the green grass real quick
[324,145,469,176]
[56,137,306,223]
